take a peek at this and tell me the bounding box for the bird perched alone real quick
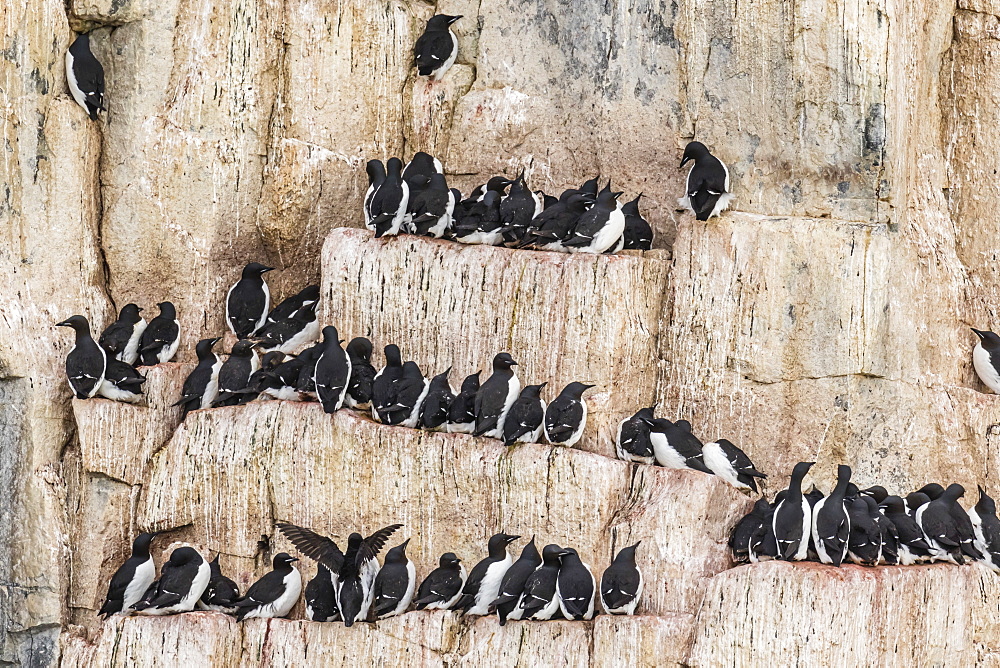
[233,553,301,621]
[226,262,273,339]
[98,532,157,618]
[600,542,643,615]
[98,304,146,365]
[65,33,105,120]
[678,141,733,221]
[414,15,462,80]
[56,315,106,399]
[972,328,1000,394]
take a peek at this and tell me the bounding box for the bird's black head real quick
[492,353,517,371]
[274,552,299,569]
[346,337,373,361]
[56,315,91,333]
[119,303,143,322]
[579,177,599,196]
[366,159,386,183]
[917,483,944,500]
[521,382,546,398]
[195,337,221,359]
[231,339,258,356]
[487,532,520,554]
[297,285,321,302]
[622,193,643,216]
[432,367,453,385]
[836,464,853,483]
[880,495,906,514]
[565,193,592,213]
[156,302,177,319]
[347,532,364,548]
[461,371,481,392]
[790,461,815,480]
[557,547,578,560]
[633,406,655,421]
[972,327,1000,350]
[242,262,274,279]
[862,496,880,516]
[844,482,860,500]
[440,552,461,567]
[429,172,448,190]
[680,141,710,168]
[977,485,997,515]
[486,176,513,193]
[906,491,931,508]
[752,497,771,513]
[321,325,340,345]
[132,532,157,554]
[402,360,423,378]
[408,173,432,188]
[561,381,595,398]
[540,544,563,563]
[860,485,888,503]
[262,351,286,369]
[168,547,200,565]
[542,193,558,209]
[943,483,966,501]
[384,539,410,563]
[384,344,403,366]
[614,541,641,564]
[386,157,403,176]
[673,419,693,433]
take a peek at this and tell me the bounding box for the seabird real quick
[345,337,377,410]
[197,554,241,613]
[845,497,881,566]
[133,547,210,615]
[174,337,223,416]
[502,383,547,446]
[419,368,456,431]
[520,192,591,252]
[226,262,273,339]
[253,302,319,354]
[810,465,852,566]
[972,328,1000,393]
[867,496,899,565]
[138,302,180,366]
[266,285,320,325]
[98,304,146,365]
[97,358,146,403]
[409,173,455,239]
[969,486,1000,572]
[56,315,106,399]
[615,407,656,465]
[748,495,781,562]
[414,15,462,80]
[305,564,339,621]
[772,461,814,561]
[98,532,156,617]
[413,553,466,610]
[65,33,105,120]
[621,194,653,250]
[647,418,712,473]
[543,381,593,447]
[731,499,770,562]
[499,172,539,245]
[458,532,519,616]
[556,547,596,621]
[492,537,542,625]
[599,542,642,615]
[233,553,302,621]
[702,438,767,493]
[563,187,626,254]
[371,344,404,423]
[515,544,563,621]
[370,158,409,238]
[473,353,520,439]
[212,340,260,407]
[678,141,733,221]
[446,371,480,433]
[879,495,932,565]
[370,539,416,620]
[313,326,352,414]
[364,160,387,229]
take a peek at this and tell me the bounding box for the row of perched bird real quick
[363,152,654,253]
[100,527,643,627]
[731,462,1000,569]
[615,407,767,494]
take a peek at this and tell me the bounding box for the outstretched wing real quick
[276,522,345,573]
[358,524,403,567]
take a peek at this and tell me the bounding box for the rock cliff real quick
[4,0,1000,666]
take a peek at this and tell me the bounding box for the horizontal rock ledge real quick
[60,610,695,667]
[133,402,749,618]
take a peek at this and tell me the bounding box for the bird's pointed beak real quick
[137,307,144,312]
[55,319,71,327]
[449,15,463,24]
[263,266,275,273]
[289,557,299,562]
[679,156,691,168]
[972,328,986,338]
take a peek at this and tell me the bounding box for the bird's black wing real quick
[544,399,583,442]
[98,559,137,616]
[921,508,960,547]
[371,563,410,617]
[518,568,556,617]
[140,318,176,351]
[358,524,403,567]
[276,522,345,572]
[503,399,543,444]
[600,566,639,610]
[98,321,131,357]
[414,31,455,69]
[414,568,461,608]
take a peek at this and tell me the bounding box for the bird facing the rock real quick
[66,33,105,120]
[226,262,274,339]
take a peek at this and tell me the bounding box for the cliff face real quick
[3,0,1000,665]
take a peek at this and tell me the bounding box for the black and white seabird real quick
[866,496,899,565]
[138,302,180,366]
[344,337,376,409]
[413,553,466,610]
[972,328,1000,393]
[233,553,301,621]
[197,554,241,613]
[563,187,625,254]
[844,497,881,566]
[621,194,653,250]
[879,495,931,565]
[364,160,387,229]
[370,158,409,238]
[97,358,146,403]
[98,532,157,618]
[213,340,260,407]
[458,532,519,616]
[276,522,402,627]
[810,465,852,566]
[267,285,320,324]
[373,357,429,427]
[515,544,563,621]
[293,342,324,399]
[615,407,656,465]
[313,326,352,414]
[543,381,593,447]
[133,546,210,615]
[239,351,286,402]
[499,172,540,246]
[678,141,733,221]
[98,304,146,365]
[414,15,462,80]
[65,33,105,120]
[419,368,456,431]
[556,547,596,620]
[731,499,770,562]
[305,564,339,621]
[370,539,416,620]
[254,302,319,354]
[702,439,767,494]
[454,190,504,245]
[969,486,1000,572]
[772,461,814,561]
[410,173,455,239]
[402,151,443,183]
[226,262,273,339]
[647,418,712,473]
[945,483,982,561]
[56,315,106,399]
[915,488,963,563]
[748,495,781,562]
[600,542,642,615]
[492,537,542,625]
[474,353,520,439]
[446,371,480,433]
[371,344,404,423]
[519,192,591,252]
[174,337,223,416]
[502,383,547,446]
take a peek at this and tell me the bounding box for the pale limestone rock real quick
[321,229,671,458]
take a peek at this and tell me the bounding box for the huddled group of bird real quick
[614,407,767,494]
[99,526,643,627]
[731,462,1000,570]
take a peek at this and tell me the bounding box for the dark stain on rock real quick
[864,103,886,154]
